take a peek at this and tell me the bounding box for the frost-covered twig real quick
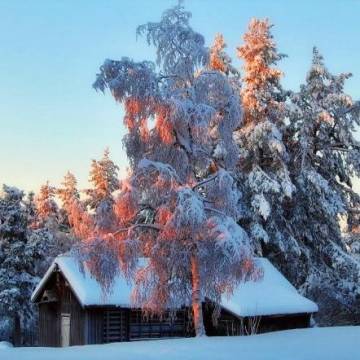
[192,173,218,190]
[113,223,162,235]
[204,206,227,217]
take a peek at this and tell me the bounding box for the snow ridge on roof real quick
[31,256,318,316]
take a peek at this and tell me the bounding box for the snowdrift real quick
[1,326,358,360]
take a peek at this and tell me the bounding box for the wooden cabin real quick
[31,256,318,347]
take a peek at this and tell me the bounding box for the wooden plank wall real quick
[103,309,129,343]
[258,313,311,333]
[86,309,104,344]
[203,303,312,336]
[129,309,188,341]
[59,281,85,345]
[37,271,86,346]
[38,302,60,346]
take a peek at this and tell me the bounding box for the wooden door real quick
[61,313,71,347]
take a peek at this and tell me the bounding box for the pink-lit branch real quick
[192,173,218,191]
[113,223,163,235]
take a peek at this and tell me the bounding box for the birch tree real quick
[91,4,257,336]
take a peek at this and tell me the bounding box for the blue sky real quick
[0,0,359,193]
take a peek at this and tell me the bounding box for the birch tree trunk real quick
[191,254,206,337]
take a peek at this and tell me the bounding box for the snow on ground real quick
[0,341,13,349]
[1,327,359,360]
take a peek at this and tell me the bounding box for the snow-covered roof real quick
[221,258,318,316]
[31,255,134,307]
[31,256,318,316]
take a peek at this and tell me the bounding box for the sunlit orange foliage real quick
[352,225,360,234]
[124,98,143,129]
[155,106,174,144]
[131,262,170,314]
[139,118,149,141]
[209,33,228,73]
[237,18,283,125]
[114,191,137,225]
[209,160,219,174]
[68,199,94,240]
[153,174,170,191]
[156,206,172,225]
[318,111,334,125]
[243,257,255,273]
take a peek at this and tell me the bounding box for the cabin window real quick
[61,313,71,347]
[40,290,58,303]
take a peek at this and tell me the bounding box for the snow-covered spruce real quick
[0,186,50,344]
[234,20,360,325]
[83,148,119,233]
[283,48,360,324]
[0,183,77,344]
[234,19,296,264]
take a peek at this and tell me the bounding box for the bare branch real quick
[192,173,218,190]
[113,223,162,235]
[335,101,360,117]
[204,206,227,217]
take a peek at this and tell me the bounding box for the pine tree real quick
[24,191,37,228]
[344,217,360,262]
[57,171,80,228]
[209,33,238,76]
[84,149,119,232]
[35,181,75,258]
[35,180,77,268]
[56,170,93,241]
[91,4,257,336]
[237,18,286,126]
[286,48,360,324]
[58,171,79,214]
[235,18,295,258]
[34,181,58,228]
[0,186,39,345]
[0,184,77,344]
[288,48,360,208]
[85,149,119,208]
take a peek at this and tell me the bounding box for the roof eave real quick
[30,262,57,303]
[31,260,86,309]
